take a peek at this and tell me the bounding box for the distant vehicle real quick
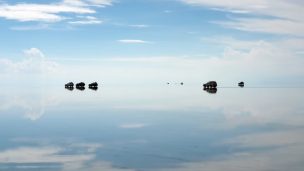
[203,81,217,89]
[76,82,85,87]
[89,82,98,88]
[238,82,244,87]
[65,82,74,88]
[180,82,184,85]
[89,82,98,91]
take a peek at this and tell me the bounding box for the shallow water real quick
[0,85,304,171]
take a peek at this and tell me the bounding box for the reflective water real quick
[0,85,304,171]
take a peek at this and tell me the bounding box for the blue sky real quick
[0,0,248,58]
[0,0,304,85]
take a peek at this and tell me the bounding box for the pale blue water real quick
[0,85,304,171]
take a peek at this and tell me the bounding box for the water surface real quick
[0,85,304,171]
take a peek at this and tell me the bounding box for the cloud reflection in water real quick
[0,86,304,170]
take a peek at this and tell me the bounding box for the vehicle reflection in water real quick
[65,86,74,91]
[203,87,217,94]
[76,86,85,91]
[89,86,98,91]
[0,86,304,171]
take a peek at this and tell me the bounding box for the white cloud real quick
[0,48,60,74]
[118,39,152,44]
[0,87,61,121]
[86,0,113,6]
[214,18,304,37]
[0,147,93,164]
[69,20,102,24]
[63,0,113,7]
[0,140,137,171]
[210,7,250,14]
[0,142,103,170]
[201,36,264,50]
[0,3,93,22]
[181,0,304,36]
[203,36,304,55]
[24,48,45,58]
[0,0,112,22]
[181,0,304,21]
[181,0,269,11]
[69,16,103,25]
[63,0,87,6]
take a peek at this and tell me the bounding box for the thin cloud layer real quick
[69,16,103,25]
[182,0,304,36]
[0,0,112,22]
[0,141,104,170]
[118,39,152,44]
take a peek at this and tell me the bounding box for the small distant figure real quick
[238,82,244,87]
[89,82,98,90]
[203,81,217,89]
[167,82,170,85]
[65,82,74,88]
[180,82,184,85]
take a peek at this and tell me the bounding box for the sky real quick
[0,0,304,86]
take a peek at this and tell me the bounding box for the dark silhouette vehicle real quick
[238,82,244,87]
[65,82,74,88]
[89,82,98,88]
[204,88,217,94]
[203,81,217,89]
[76,82,85,88]
[89,82,98,91]
[180,82,184,85]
